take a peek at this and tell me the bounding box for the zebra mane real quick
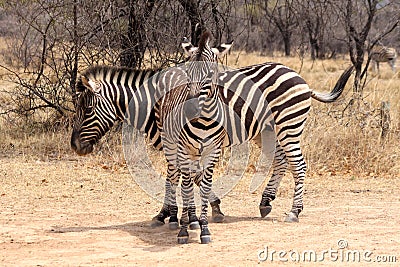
[81,65,156,80]
[76,65,159,94]
[198,31,212,52]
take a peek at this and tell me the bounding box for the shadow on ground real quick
[49,215,277,248]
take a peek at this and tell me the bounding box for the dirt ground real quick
[1,155,399,266]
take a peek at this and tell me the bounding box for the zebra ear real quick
[212,41,233,57]
[81,76,101,94]
[76,75,87,93]
[182,38,197,56]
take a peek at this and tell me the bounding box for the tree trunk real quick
[211,1,221,44]
[283,34,291,56]
[343,0,378,95]
[70,0,79,106]
[120,0,155,68]
[177,0,203,45]
[310,38,317,60]
[317,39,325,59]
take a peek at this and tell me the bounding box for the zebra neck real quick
[116,70,159,133]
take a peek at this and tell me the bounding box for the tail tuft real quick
[311,66,354,103]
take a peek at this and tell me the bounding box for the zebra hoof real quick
[284,212,299,223]
[169,222,179,230]
[177,236,189,244]
[200,235,211,244]
[212,213,225,223]
[150,218,165,228]
[259,205,272,218]
[168,216,179,230]
[200,224,211,244]
[177,228,189,244]
[189,221,200,230]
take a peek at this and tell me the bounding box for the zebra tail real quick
[311,66,354,103]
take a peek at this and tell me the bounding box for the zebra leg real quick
[166,163,180,230]
[283,144,307,223]
[210,196,225,223]
[193,171,225,223]
[151,179,171,227]
[372,61,380,73]
[260,143,288,218]
[199,177,212,244]
[198,150,221,244]
[151,162,180,230]
[389,59,396,72]
[186,171,200,230]
[177,169,195,244]
[168,188,179,230]
[177,207,189,244]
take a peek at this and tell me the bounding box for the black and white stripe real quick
[71,66,161,156]
[70,65,225,228]
[70,48,354,244]
[220,63,353,224]
[155,31,354,243]
[154,31,232,244]
[370,45,397,73]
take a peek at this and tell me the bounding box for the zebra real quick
[154,31,232,244]
[69,64,274,233]
[154,30,354,244]
[70,41,354,244]
[70,65,226,229]
[370,45,397,73]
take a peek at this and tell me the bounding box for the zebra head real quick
[71,74,117,155]
[181,31,232,114]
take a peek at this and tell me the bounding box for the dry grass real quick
[1,52,400,178]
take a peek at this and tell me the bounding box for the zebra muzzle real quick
[183,99,201,121]
[71,131,94,155]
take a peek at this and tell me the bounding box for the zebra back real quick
[371,46,397,62]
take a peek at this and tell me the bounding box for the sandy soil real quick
[1,155,399,266]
